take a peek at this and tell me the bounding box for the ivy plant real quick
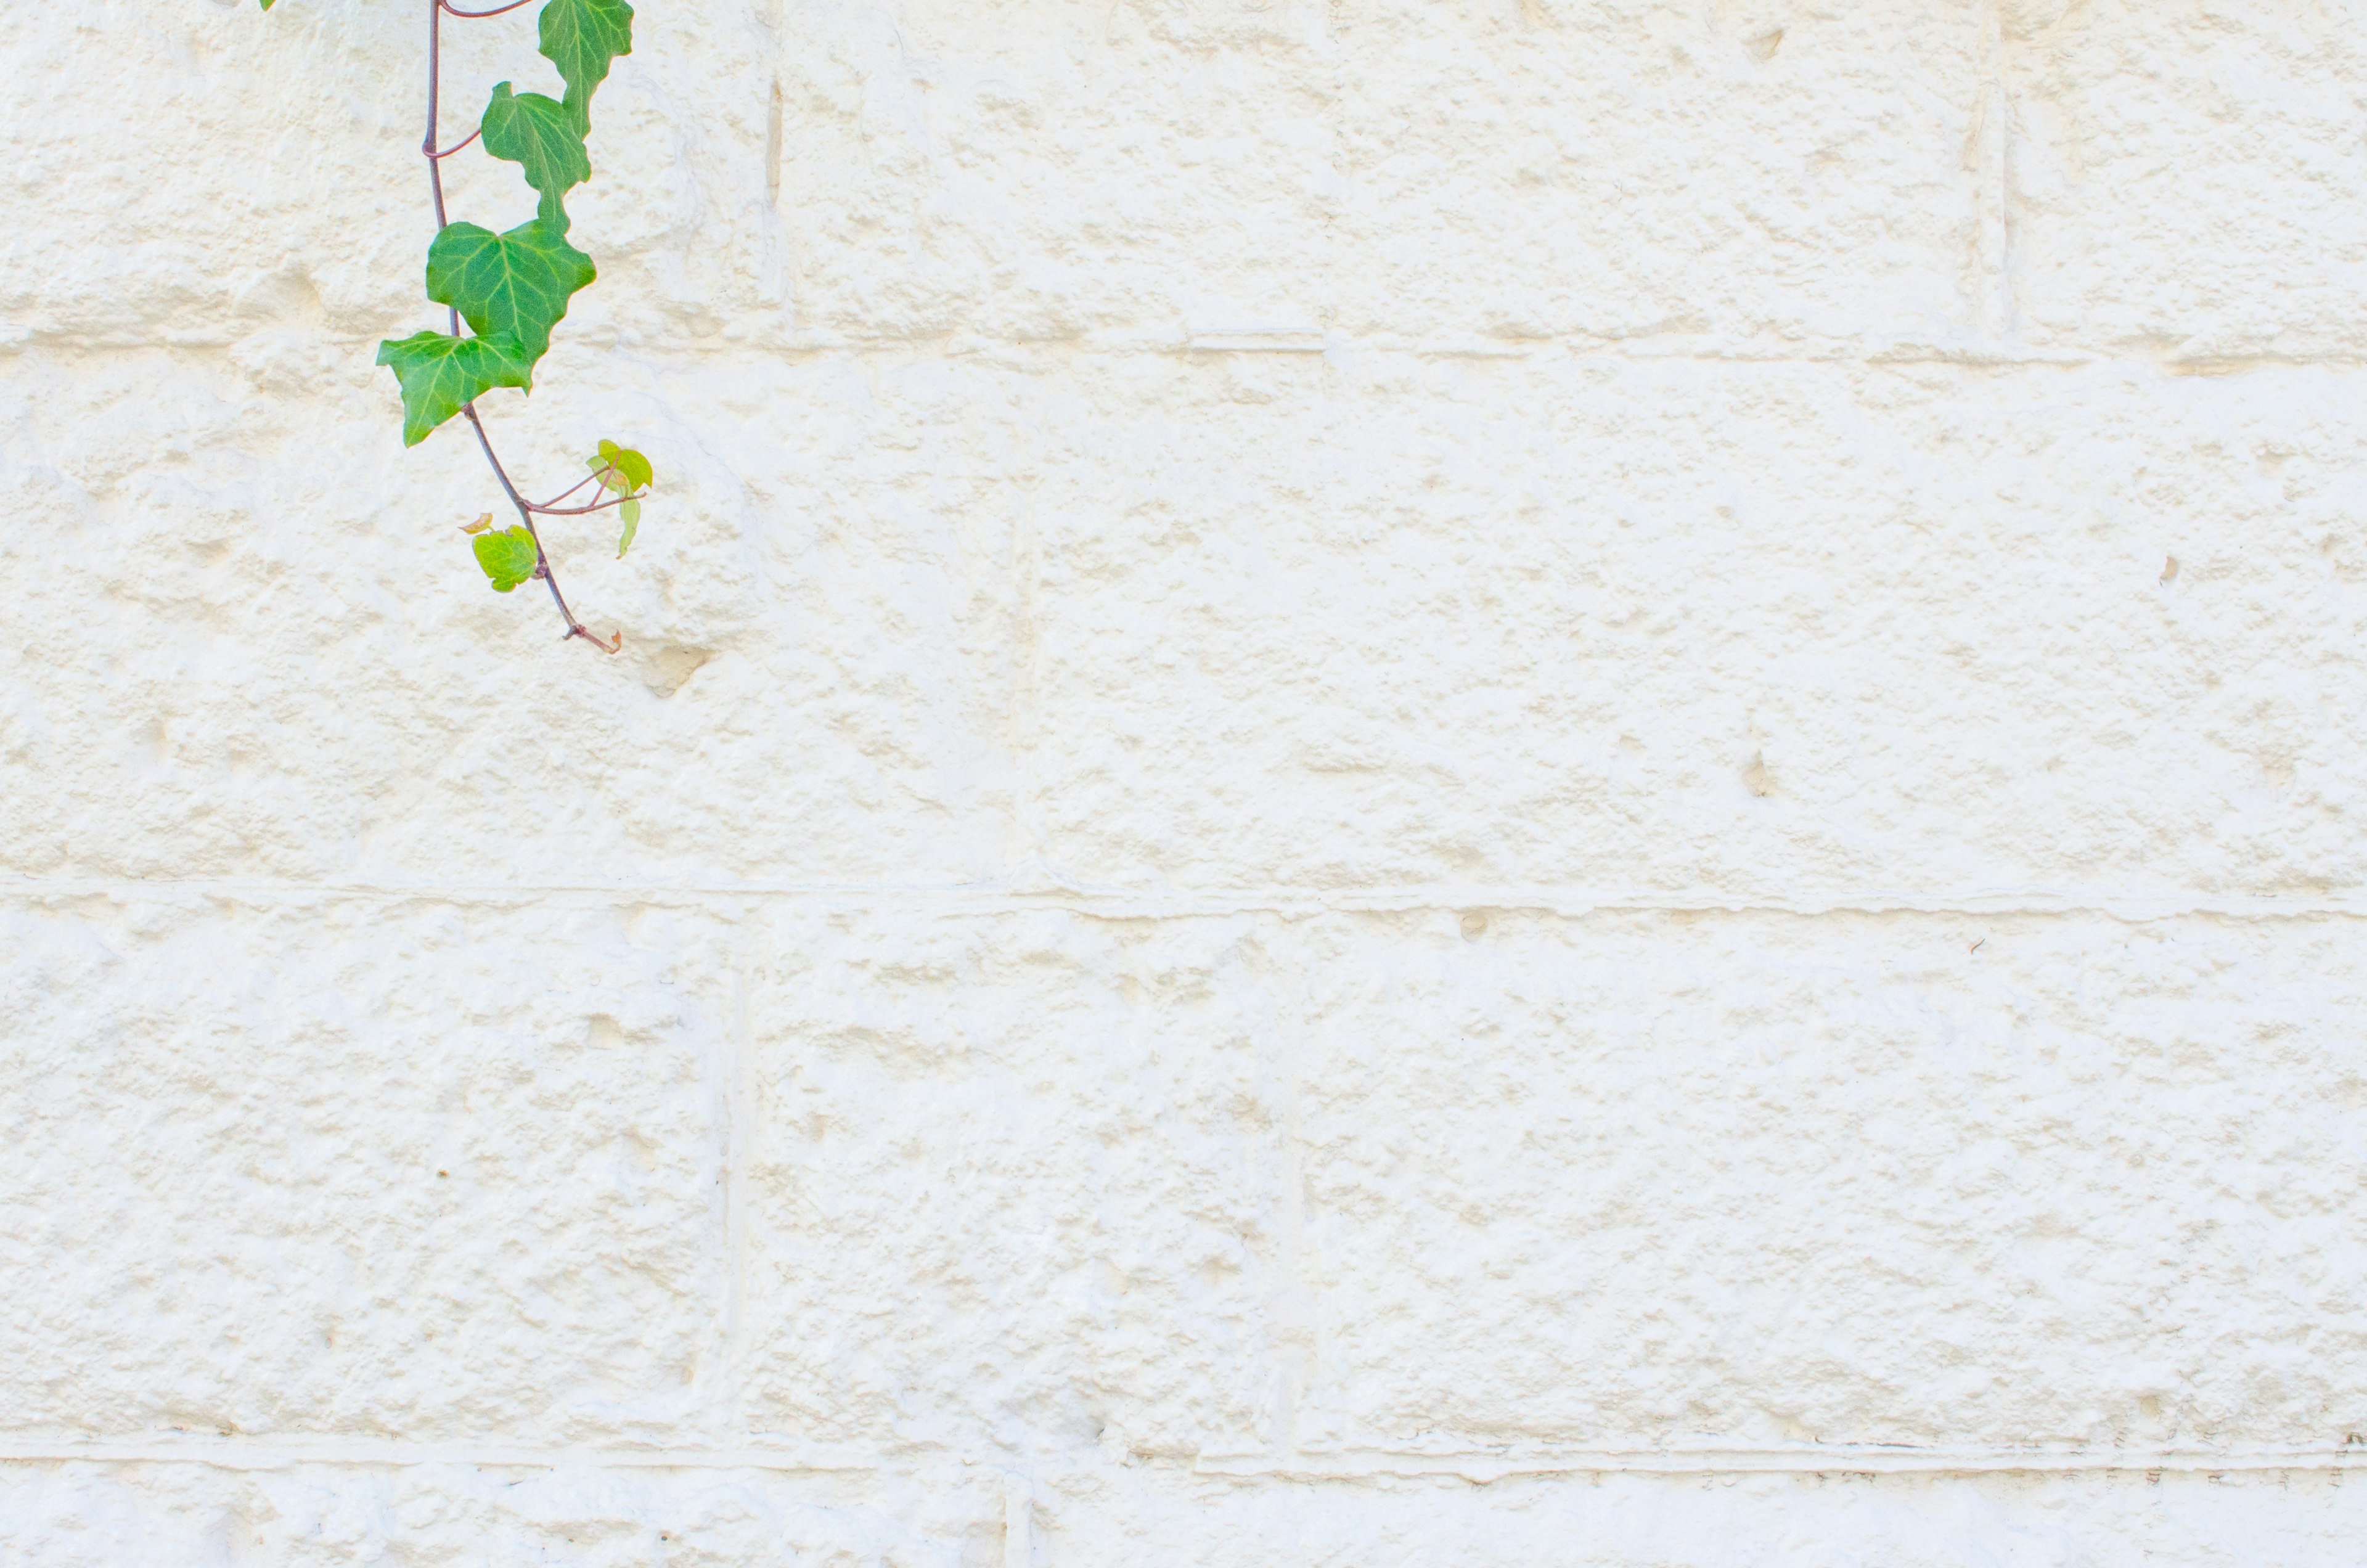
[261,0,654,653]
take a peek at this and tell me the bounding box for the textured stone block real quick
[0,1,787,356]
[737,908,1290,1458]
[1022,356,2367,896]
[0,349,1019,885]
[0,896,728,1443]
[774,1,1995,351]
[1319,1,1994,350]
[0,1460,993,1568]
[6,1458,2365,1567]
[1288,910,2367,1450]
[1029,1463,2367,1568]
[2005,1,2367,361]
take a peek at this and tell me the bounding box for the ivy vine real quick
[261,0,654,653]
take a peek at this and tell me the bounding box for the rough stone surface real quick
[6,1,2367,1561]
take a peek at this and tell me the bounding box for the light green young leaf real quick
[616,497,640,558]
[587,439,650,494]
[608,446,653,492]
[481,83,591,232]
[376,330,532,447]
[539,0,634,128]
[425,218,595,369]
[473,525,541,592]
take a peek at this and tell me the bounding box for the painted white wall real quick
[6,1,2366,1561]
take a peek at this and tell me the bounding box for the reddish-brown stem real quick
[421,0,615,653]
[442,0,538,17]
[531,492,637,517]
[534,472,602,509]
[462,406,613,649]
[423,0,448,228]
[428,127,481,160]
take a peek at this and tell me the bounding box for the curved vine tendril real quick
[261,0,655,653]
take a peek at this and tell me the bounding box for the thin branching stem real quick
[531,492,636,517]
[441,0,539,18]
[421,0,615,653]
[534,472,602,509]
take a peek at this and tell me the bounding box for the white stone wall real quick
[6,0,2366,1561]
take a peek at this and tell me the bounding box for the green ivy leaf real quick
[473,525,541,592]
[602,444,653,492]
[588,439,652,494]
[539,0,634,129]
[425,218,595,369]
[375,330,532,447]
[616,497,641,558]
[481,83,592,232]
